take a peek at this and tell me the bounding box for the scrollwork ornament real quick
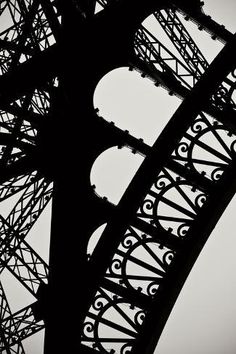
[139,198,154,215]
[121,234,138,250]
[189,118,206,135]
[92,294,107,311]
[134,310,145,326]
[195,193,207,208]
[83,321,95,337]
[174,141,189,158]
[154,174,170,191]
[211,167,224,181]
[177,223,189,238]
[163,250,175,266]
[121,343,132,354]
[147,281,159,296]
[109,258,122,275]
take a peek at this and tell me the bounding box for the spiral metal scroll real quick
[106,227,175,296]
[171,112,236,181]
[137,168,207,238]
[82,287,146,353]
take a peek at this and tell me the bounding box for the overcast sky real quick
[1,1,236,353]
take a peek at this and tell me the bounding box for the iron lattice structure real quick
[0,0,236,353]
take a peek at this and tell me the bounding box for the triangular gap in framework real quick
[25,201,52,264]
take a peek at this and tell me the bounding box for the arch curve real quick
[94,66,180,145]
[90,145,144,205]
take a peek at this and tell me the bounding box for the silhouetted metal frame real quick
[0,1,236,353]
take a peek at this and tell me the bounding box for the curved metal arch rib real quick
[82,20,236,354]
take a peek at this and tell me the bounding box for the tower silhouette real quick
[0,1,236,353]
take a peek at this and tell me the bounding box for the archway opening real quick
[90,146,144,205]
[94,67,180,146]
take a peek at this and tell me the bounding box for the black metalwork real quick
[0,1,235,353]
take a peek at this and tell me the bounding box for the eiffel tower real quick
[0,0,236,353]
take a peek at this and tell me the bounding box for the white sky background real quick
[1,0,236,353]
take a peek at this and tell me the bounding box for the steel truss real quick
[0,0,235,353]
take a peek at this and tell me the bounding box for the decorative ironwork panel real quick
[105,226,175,297]
[171,112,236,181]
[82,287,146,354]
[137,167,207,238]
